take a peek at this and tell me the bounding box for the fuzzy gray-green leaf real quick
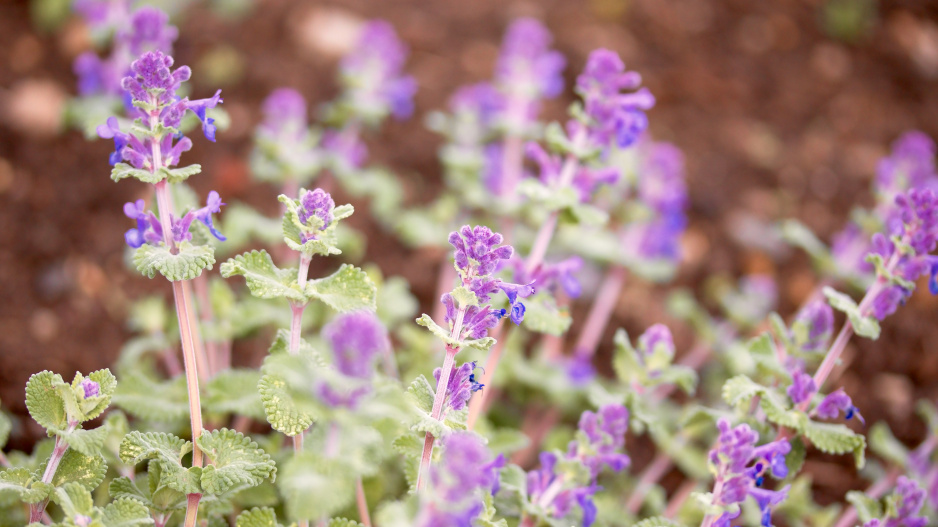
[197,428,276,495]
[305,264,377,313]
[220,250,304,301]
[134,242,215,281]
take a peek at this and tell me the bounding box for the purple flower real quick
[123,199,161,247]
[97,116,148,167]
[637,324,675,360]
[121,51,190,106]
[433,362,484,412]
[831,223,874,278]
[418,432,503,527]
[80,378,100,398]
[297,188,335,241]
[786,370,817,405]
[260,88,308,135]
[340,20,417,120]
[450,83,504,128]
[574,49,655,149]
[323,311,388,379]
[816,388,864,424]
[876,132,938,203]
[496,18,565,100]
[322,128,368,170]
[73,0,131,34]
[707,419,790,527]
[126,6,178,56]
[793,299,834,352]
[449,225,513,277]
[122,192,225,248]
[186,89,224,142]
[442,294,506,340]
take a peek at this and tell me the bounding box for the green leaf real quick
[521,293,572,336]
[51,482,94,516]
[327,520,365,527]
[391,434,423,459]
[655,366,698,395]
[220,250,305,301]
[58,426,108,457]
[823,287,880,340]
[236,507,281,527]
[111,163,163,184]
[785,436,807,481]
[158,164,201,184]
[760,393,806,430]
[119,432,199,494]
[108,476,150,506]
[451,286,478,308]
[633,517,686,527]
[279,195,349,257]
[0,468,53,504]
[80,369,117,421]
[415,314,495,352]
[101,498,155,527]
[257,373,315,437]
[405,375,435,415]
[780,219,834,270]
[26,371,67,432]
[868,422,908,468]
[197,428,276,495]
[846,490,882,523]
[0,410,10,450]
[721,375,765,408]
[48,450,107,491]
[305,264,377,313]
[134,242,215,281]
[278,452,356,521]
[204,369,266,420]
[802,420,866,468]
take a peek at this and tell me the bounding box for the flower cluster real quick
[908,438,938,507]
[317,312,388,408]
[526,404,630,527]
[442,225,534,333]
[706,419,791,527]
[573,49,656,150]
[98,51,222,173]
[74,5,178,98]
[631,141,689,262]
[296,188,335,242]
[433,362,484,413]
[79,378,100,399]
[868,188,938,320]
[791,299,835,352]
[862,477,928,527]
[417,432,504,527]
[338,20,417,123]
[527,141,620,202]
[495,18,565,132]
[123,191,226,248]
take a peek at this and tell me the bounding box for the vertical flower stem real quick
[572,265,627,357]
[28,423,75,522]
[626,450,673,514]
[663,479,697,519]
[287,252,312,527]
[193,274,222,376]
[355,478,372,526]
[416,343,460,490]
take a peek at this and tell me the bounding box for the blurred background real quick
[1,0,938,503]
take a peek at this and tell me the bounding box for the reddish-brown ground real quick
[2,0,938,506]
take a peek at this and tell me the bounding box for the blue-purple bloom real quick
[573,49,655,149]
[417,432,504,527]
[862,477,929,527]
[786,370,816,405]
[339,20,417,121]
[122,191,225,248]
[526,142,620,202]
[706,419,790,527]
[297,188,335,242]
[816,389,864,424]
[80,378,100,398]
[126,7,178,56]
[792,299,834,352]
[526,405,630,527]
[433,361,485,413]
[323,311,388,379]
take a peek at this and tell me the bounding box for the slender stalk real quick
[466,324,507,430]
[524,148,581,275]
[663,479,697,519]
[572,265,627,358]
[626,450,673,513]
[193,274,222,376]
[416,344,460,490]
[356,478,372,526]
[288,253,312,527]
[28,423,75,522]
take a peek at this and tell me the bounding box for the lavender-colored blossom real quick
[442,294,506,340]
[340,20,417,120]
[637,324,675,360]
[123,199,161,248]
[121,191,225,248]
[574,49,655,149]
[876,132,938,205]
[323,311,388,379]
[80,378,100,398]
[786,370,816,405]
[121,51,190,106]
[526,142,620,202]
[864,477,929,527]
[186,90,224,142]
[418,432,504,527]
[260,88,308,136]
[450,83,504,128]
[511,255,584,299]
[792,299,834,352]
[126,7,178,56]
[707,419,790,527]
[322,128,368,170]
[297,188,335,241]
[496,18,565,100]
[433,361,484,412]
[527,404,630,527]
[816,388,864,424]
[73,0,131,34]
[831,223,874,278]
[449,225,513,277]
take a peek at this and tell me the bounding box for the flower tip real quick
[80,378,100,398]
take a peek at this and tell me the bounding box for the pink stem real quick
[572,265,627,358]
[193,274,221,376]
[626,450,673,513]
[28,424,74,522]
[288,253,312,527]
[356,478,372,526]
[416,345,459,490]
[663,479,697,519]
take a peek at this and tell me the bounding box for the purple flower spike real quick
[261,88,308,134]
[417,432,501,527]
[876,132,938,203]
[637,324,675,359]
[323,311,389,379]
[433,361,484,412]
[74,0,131,34]
[816,388,864,424]
[123,199,150,248]
[192,190,226,241]
[449,225,513,277]
[575,49,655,149]
[786,370,817,405]
[297,188,335,241]
[793,299,834,352]
[186,89,223,141]
[450,83,504,127]
[127,6,178,56]
[97,117,130,166]
[80,378,100,398]
[496,18,565,100]
[341,20,417,120]
[121,51,190,106]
